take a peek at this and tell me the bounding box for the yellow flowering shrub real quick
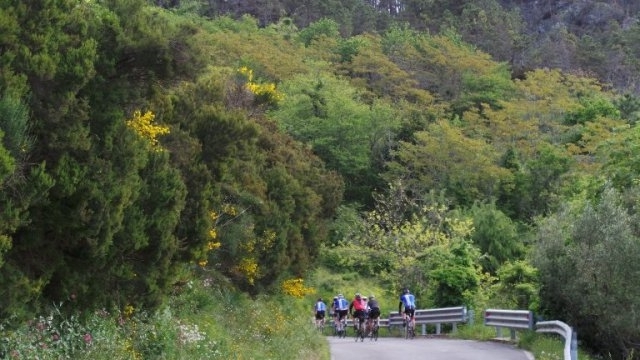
[123,304,135,319]
[126,110,170,150]
[197,210,222,269]
[222,203,238,216]
[236,257,259,285]
[281,278,315,298]
[207,211,221,250]
[237,67,284,106]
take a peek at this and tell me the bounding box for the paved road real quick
[327,336,534,360]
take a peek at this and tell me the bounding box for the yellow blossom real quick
[207,241,221,251]
[237,257,259,285]
[281,278,315,298]
[126,110,170,150]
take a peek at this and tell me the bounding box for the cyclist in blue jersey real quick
[314,298,327,329]
[335,294,350,336]
[398,288,416,329]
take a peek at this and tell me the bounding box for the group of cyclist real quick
[313,288,416,336]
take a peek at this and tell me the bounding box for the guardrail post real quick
[467,309,474,325]
[571,329,578,360]
[496,327,502,338]
[510,328,517,341]
[422,323,426,336]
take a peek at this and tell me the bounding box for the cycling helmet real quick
[355,293,361,299]
[403,288,410,294]
[369,294,375,299]
[333,296,338,300]
[338,294,344,298]
[318,298,323,302]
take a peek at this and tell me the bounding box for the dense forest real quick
[1,0,640,358]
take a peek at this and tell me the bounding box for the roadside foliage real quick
[0,0,639,358]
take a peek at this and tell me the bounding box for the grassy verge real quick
[0,273,329,360]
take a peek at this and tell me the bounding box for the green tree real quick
[456,0,526,63]
[385,120,512,207]
[600,122,640,189]
[533,186,640,359]
[508,144,573,222]
[297,18,340,47]
[425,238,481,308]
[272,72,399,206]
[0,129,15,268]
[165,66,343,292]
[493,260,539,311]
[468,202,524,274]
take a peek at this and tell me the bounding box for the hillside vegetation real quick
[1,0,640,358]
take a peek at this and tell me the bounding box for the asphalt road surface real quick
[327,336,534,360]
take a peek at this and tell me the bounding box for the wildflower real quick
[83,333,93,344]
[35,321,46,331]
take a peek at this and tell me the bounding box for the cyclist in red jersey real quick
[349,293,367,331]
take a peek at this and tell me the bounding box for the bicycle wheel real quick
[405,322,413,339]
[372,324,378,341]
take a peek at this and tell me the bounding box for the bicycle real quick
[315,317,325,334]
[404,314,416,339]
[353,314,365,342]
[367,317,379,341]
[335,316,347,338]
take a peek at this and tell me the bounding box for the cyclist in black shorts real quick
[335,294,349,335]
[399,288,416,329]
[365,294,381,334]
[314,298,327,329]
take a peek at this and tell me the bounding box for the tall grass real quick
[0,274,329,360]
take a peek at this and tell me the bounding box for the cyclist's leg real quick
[411,308,416,328]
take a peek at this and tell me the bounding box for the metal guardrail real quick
[389,306,468,336]
[484,309,578,360]
[484,309,533,340]
[536,320,578,360]
[328,306,468,336]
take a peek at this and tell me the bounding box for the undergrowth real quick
[0,272,329,360]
